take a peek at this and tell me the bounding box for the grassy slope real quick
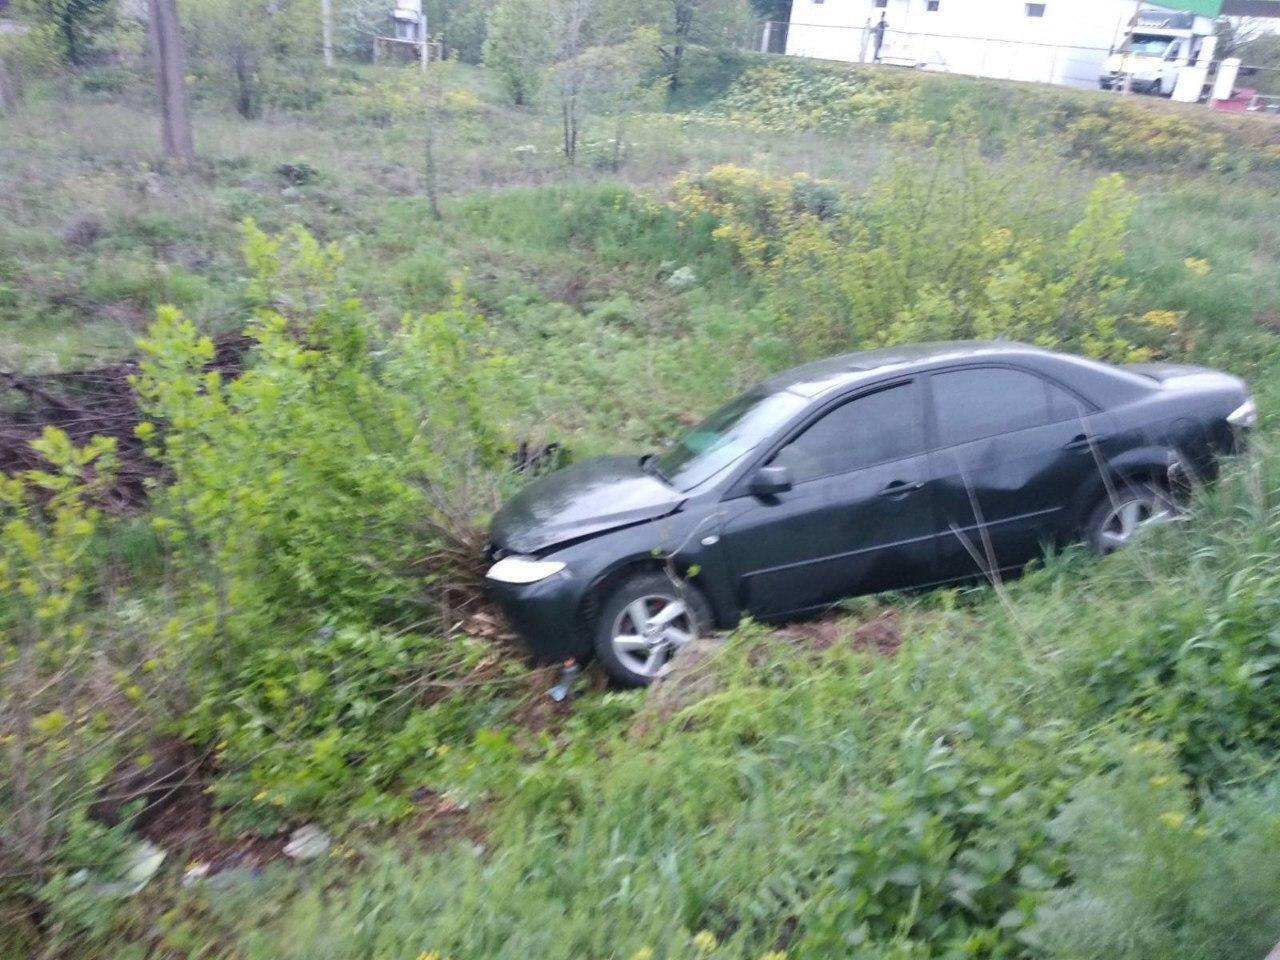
[5,56,1280,959]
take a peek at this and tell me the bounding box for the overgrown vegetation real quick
[5,5,1280,955]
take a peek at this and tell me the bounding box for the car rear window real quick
[932,368,1084,446]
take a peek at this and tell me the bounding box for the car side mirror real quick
[750,465,792,496]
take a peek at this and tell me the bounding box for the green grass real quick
[7,51,1280,960]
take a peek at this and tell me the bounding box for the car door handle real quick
[1064,433,1109,451]
[878,480,924,497]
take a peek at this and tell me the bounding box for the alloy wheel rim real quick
[611,594,696,678]
[1099,495,1172,552]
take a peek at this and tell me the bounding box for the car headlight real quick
[486,555,567,585]
[1228,398,1258,429]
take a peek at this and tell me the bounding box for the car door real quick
[720,379,935,619]
[927,365,1112,583]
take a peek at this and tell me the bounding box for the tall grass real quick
[218,426,1280,960]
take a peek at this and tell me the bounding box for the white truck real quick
[1099,5,1216,96]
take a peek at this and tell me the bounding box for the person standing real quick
[872,12,888,63]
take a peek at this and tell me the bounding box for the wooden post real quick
[321,0,334,67]
[147,0,196,160]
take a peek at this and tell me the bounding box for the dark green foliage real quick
[14,0,116,66]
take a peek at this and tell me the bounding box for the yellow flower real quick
[1140,309,1180,330]
[760,953,788,960]
[1183,257,1211,277]
[1149,774,1172,788]
[693,930,719,953]
[1158,810,1186,830]
[415,952,440,960]
[630,949,654,960]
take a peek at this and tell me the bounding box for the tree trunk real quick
[424,119,441,220]
[321,0,335,68]
[667,1,694,92]
[232,45,258,119]
[0,54,21,114]
[147,0,196,160]
[60,15,82,68]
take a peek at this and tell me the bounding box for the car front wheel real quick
[1085,481,1177,555]
[594,571,712,687]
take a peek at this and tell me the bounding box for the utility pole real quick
[322,0,335,68]
[147,0,196,160]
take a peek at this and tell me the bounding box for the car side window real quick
[931,367,1084,447]
[772,381,924,483]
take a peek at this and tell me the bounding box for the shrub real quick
[133,221,510,627]
[1033,746,1280,960]
[673,152,1159,363]
[131,222,521,825]
[1068,459,1280,789]
[1064,106,1228,171]
[190,623,524,830]
[709,60,917,131]
[0,430,148,905]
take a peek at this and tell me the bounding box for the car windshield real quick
[1124,34,1174,56]
[655,388,808,492]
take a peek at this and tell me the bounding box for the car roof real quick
[761,340,1056,398]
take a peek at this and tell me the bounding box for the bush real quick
[1067,456,1280,788]
[134,221,510,625]
[1064,105,1228,171]
[0,430,155,911]
[709,60,917,131]
[673,152,1163,363]
[1033,747,1280,959]
[131,222,521,826]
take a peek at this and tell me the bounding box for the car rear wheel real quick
[1086,482,1177,555]
[594,571,712,687]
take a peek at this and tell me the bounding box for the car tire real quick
[1085,481,1177,556]
[593,571,713,687]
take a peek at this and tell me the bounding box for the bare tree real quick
[548,0,597,163]
[577,27,660,171]
[147,0,196,160]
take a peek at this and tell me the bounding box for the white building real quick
[784,0,1146,89]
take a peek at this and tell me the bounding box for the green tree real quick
[425,0,495,62]
[181,0,311,118]
[13,0,117,66]
[652,0,751,92]
[1237,32,1280,96]
[577,26,662,170]
[483,0,552,106]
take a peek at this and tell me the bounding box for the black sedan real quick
[486,342,1254,686]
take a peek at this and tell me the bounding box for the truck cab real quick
[1100,6,1215,96]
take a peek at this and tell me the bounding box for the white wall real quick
[786,0,1140,88]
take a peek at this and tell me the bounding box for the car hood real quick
[489,455,685,555]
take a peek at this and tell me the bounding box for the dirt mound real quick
[0,334,251,508]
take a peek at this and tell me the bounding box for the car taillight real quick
[1227,398,1257,429]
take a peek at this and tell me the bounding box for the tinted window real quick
[932,368,1084,446]
[773,381,923,483]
